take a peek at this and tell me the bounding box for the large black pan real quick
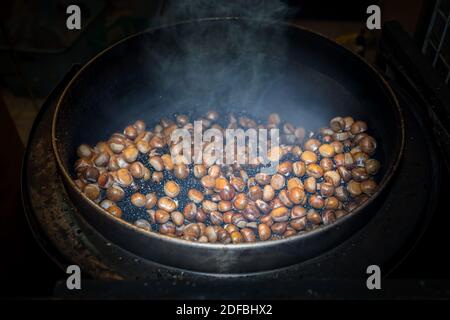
[52,18,404,274]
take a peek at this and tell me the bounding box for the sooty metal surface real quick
[22,65,439,296]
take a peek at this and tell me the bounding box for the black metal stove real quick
[20,19,450,298]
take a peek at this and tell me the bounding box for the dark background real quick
[0,0,446,298]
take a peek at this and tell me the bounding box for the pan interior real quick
[54,18,399,229]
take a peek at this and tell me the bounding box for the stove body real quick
[20,22,450,299]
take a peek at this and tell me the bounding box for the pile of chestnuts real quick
[73,111,380,244]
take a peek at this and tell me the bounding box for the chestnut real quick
[149,156,164,171]
[258,223,271,241]
[122,145,139,163]
[158,197,177,212]
[202,200,218,213]
[309,194,325,209]
[270,207,289,222]
[84,183,100,201]
[270,174,285,190]
[288,187,305,205]
[306,163,324,179]
[134,219,152,231]
[77,144,93,159]
[164,181,180,198]
[330,116,345,132]
[106,185,125,202]
[347,180,362,197]
[318,144,335,158]
[304,176,317,193]
[183,202,197,221]
[107,206,122,218]
[233,193,248,210]
[300,151,318,164]
[304,139,321,152]
[171,211,185,226]
[350,120,368,135]
[365,158,380,175]
[193,164,207,178]
[360,179,377,195]
[116,168,133,187]
[277,161,293,176]
[130,193,146,207]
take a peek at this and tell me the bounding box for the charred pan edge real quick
[51,17,405,251]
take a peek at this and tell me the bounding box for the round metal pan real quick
[52,18,404,273]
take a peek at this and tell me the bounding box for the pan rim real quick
[51,17,405,251]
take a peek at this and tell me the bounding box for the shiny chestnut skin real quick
[241,228,256,242]
[360,179,377,195]
[304,177,317,193]
[233,193,248,210]
[248,185,263,201]
[270,174,285,190]
[255,173,271,186]
[193,164,207,178]
[171,211,185,226]
[347,180,362,197]
[293,161,306,177]
[82,167,99,183]
[330,116,345,132]
[174,164,189,179]
[290,217,307,230]
[350,120,368,135]
[365,159,380,175]
[300,151,318,164]
[116,168,133,187]
[271,222,288,235]
[288,187,305,204]
[351,167,370,182]
[307,209,322,224]
[155,209,170,224]
[322,210,337,225]
[200,175,216,189]
[130,193,146,207]
[84,184,100,201]
[278,189,293,207]
[158,197,177,212]
[277,161,293,176]
[210,211,224,225]
[304,138,321,152]
[258,223,271,241]
[287,177,303,191]
[134,219,152,231]
[106,185,125,202]
[230,176,245,192]
[145,193,157,209]
[183,202,197,221]
[319,144,335,158]
[107,205,122,218]
[309,194,325,209]
[306,163,324,179]
[202,200,218,213]
[219,184,235,201]
[129,162,144,178]
[270,206,289,222]
[188,189,204,203]
[164,181,180,198]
